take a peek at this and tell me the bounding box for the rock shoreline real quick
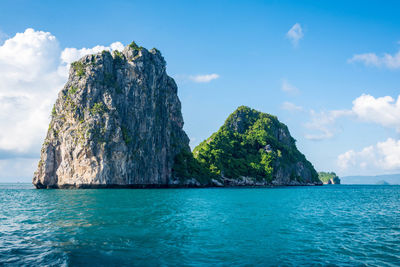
[34,179,322,189]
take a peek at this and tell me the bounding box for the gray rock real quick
[33,44,190,188]
[211,179,224,187]
[330,177,341,184]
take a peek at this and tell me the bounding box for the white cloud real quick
[0,28,124,181]
[304,94,400,140]
[281,101,303,111]
[188,74,219,83]
[352,94,400,131]
[304,110,351,141]
[286,23,304,47]
[281,79,299,95]
[338,138,400,173]
[348,53,380,66]
[348,49,400,69]
[60,42,123,65]
[59,41,124,78]
[0,28,63,155]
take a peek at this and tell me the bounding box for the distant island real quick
[318,172,341,184]
[33,42,321,189]
[375,180,390,185]
[341,174,400,185]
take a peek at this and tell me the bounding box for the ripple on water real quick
[0,184,399,266]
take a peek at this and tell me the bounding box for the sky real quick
[1,0,400,182]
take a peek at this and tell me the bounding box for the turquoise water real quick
[0,184,399,266]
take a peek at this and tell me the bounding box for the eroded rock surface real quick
[33,43,190,188]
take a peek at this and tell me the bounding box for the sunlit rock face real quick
[33,43,190,188]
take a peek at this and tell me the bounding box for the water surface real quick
[0,184,399,266]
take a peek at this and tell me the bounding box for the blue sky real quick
[1,0,400,182]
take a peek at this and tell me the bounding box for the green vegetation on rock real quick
[113,50,124,65]
[172,149,216,184]
[68,86,78,95]
[90,102,106,115]
[192,106,319,184]
[121,126,132,145]
[103,72,121,93]
[51,105,57,117]
[129,41,143,51]
[318,172,340,184]
[63,87,79,114]
[71,61,85,77]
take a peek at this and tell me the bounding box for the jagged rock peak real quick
[33,41,190,188]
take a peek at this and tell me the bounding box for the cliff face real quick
[329,177,341,184]
[193,106,321,186]
[33,43,190,188]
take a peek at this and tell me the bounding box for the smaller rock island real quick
[188,106,322,186]
[318,172,341,184]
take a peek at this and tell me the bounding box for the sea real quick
[0,184,399,266]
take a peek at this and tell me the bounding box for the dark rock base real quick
[34,182,323,189]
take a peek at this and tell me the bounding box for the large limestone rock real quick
[33,43,190,188]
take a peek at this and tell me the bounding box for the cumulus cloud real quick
[304,94,400,140]
[0,28,63,155]
[333,94,400,173]
[0,28,124,180]
[338,138,400,172]
[188,74,219,83]
[281,101,303,111]
[348,49,400,69]
[286,23,304,47]
[352,94,400,131]
[281,79,299,95]
[61,42,123,65]
[59,41,124,78]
